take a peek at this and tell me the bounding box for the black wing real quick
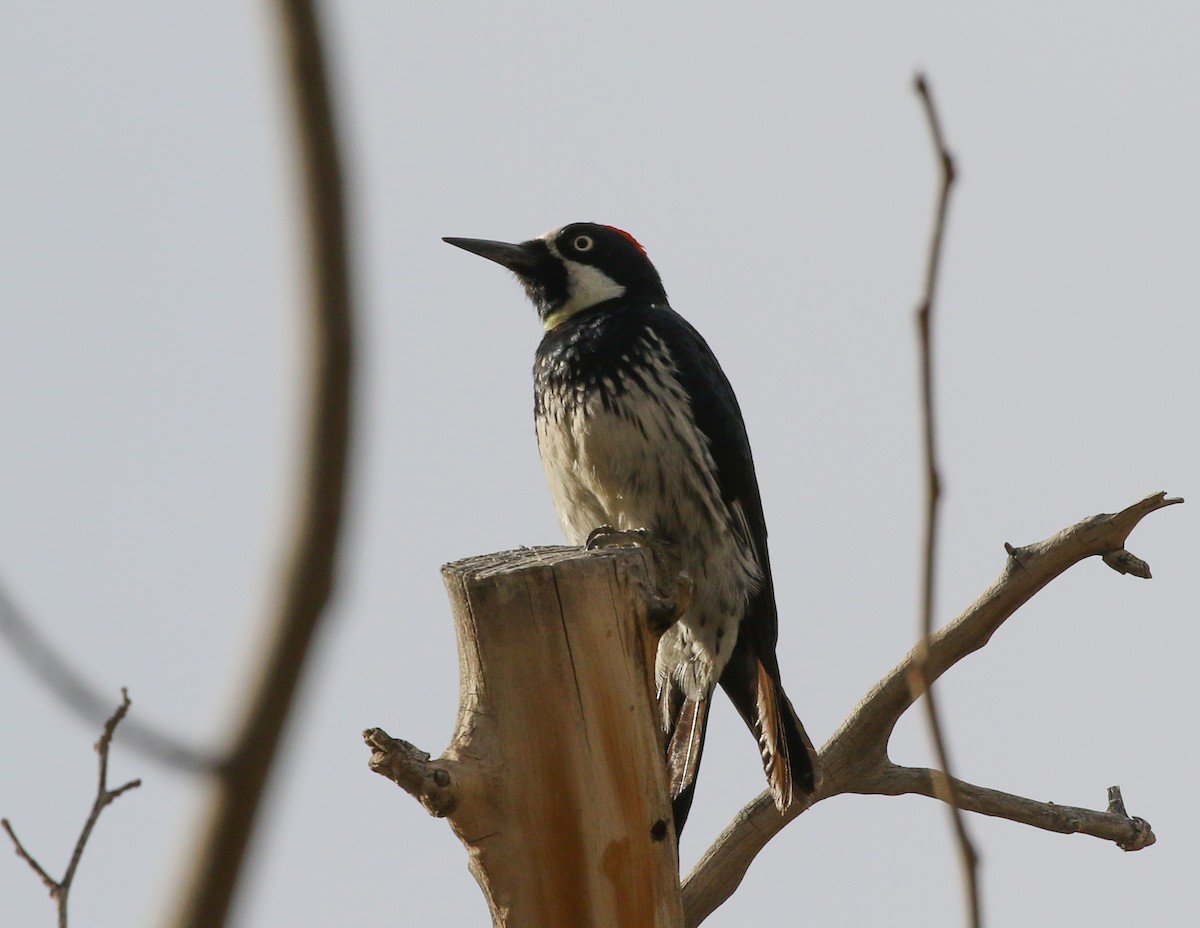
[648,306,816,817]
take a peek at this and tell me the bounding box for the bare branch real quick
[682,491,1180,927]
[841,491,1182,759]
[866,765,1155,851]
[1,819,59,896]
[908,71,979,927]
[3,689,142,928]
[168,3,355,927]
[681,789,812,928]
[61,690,142,893]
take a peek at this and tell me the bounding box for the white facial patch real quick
[542,230,626,330]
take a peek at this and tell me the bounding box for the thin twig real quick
[3,689,141,928]
[909,72,981,928]
[1,820,59,895]
[168,3,355,927]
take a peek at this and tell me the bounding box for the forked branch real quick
[682,492,1180,927]
[3,689,141,928]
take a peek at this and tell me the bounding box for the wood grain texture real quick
[372,545,684,927]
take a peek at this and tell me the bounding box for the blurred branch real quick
[3,689,141,928]
[0,581,215,773]
[682,492,1180,926]
[908,72,981,927]
[168,2,355,927]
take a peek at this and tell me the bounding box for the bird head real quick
[444,222,667,331]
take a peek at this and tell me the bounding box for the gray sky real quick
[2,2,1196,925]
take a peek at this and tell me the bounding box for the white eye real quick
[572,235,594,252]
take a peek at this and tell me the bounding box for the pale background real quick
[1,3,1196,926]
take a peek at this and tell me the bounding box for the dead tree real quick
[365,491,1177,927]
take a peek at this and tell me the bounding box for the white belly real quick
[535,361,761,699]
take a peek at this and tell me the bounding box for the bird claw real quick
[585,526,689,631]
[585,525,656,550]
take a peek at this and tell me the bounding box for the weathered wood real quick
[681,492,1178,926]
[370,545,683,928]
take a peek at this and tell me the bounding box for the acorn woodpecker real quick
[444,222,816,831]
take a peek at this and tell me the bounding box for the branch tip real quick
[109,779,143,802]
[2,818,59,894]
[1102,549,1152,579]
[1118,819,1156,852]
[914,72,956,183]
[1119,492,1183,523]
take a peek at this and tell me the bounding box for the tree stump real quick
[367,545,684,928]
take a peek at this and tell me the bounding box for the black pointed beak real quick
[443,236,543,275]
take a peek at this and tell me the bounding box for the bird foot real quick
[585,526,690,632]
[585,525,656,550]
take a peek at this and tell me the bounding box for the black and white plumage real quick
[444,222,816,831]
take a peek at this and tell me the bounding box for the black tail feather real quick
[719,641,816,809]
[660,638,815,834]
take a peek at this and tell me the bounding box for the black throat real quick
[533,300,664,418]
